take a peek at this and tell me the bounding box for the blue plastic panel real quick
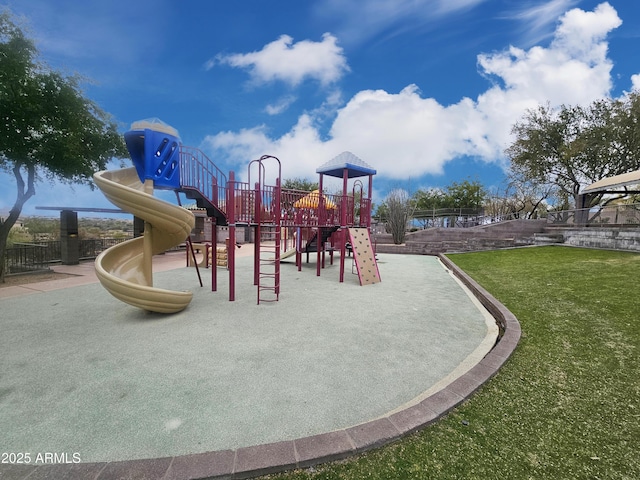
[124,128,182,190]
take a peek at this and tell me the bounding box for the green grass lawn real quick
[266,246,639,479]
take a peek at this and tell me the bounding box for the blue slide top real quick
[124,118,182,190]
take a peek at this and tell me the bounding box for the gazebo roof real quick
[582,169,640,194]
[316,151,376,178]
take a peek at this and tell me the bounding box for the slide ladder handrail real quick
[179,145,228,215]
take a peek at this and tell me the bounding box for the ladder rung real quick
[257,227,281,304]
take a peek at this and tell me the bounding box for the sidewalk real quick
[0,261,99,299]
[0,244,254,300]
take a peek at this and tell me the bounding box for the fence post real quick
[60,210,79,265]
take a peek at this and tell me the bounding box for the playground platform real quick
[0,249,520,480]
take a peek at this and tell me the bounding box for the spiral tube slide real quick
[93,167,195,313]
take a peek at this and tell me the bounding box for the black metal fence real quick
[411,210,519,229]
[3,238,129,275]
[3,243,52,274]
[78,238,129,259]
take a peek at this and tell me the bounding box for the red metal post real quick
[368,174,374,228]
[339,168,348,283]
[211,217,217,292]
[317,174,324,276]
[274,177,282,296]
[296,227,302,271]
[254,181,261,286]
[227,171,236,301]
[316,227,322,276]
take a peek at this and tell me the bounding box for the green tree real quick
[412,188,446,228]
[373,201,388,223]
[281,177,319,192]
[443,179,486,210]
[503,164,557,219]
[411,180,487,228]
[506,93,640,207]
[0,12,127,281]
[414,188,446,210]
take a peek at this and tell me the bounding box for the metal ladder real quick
[248,155,282,305]
[256,225,280,304]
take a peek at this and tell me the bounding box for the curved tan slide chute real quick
[93,167,195,313]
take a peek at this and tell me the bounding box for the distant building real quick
[0,210,26,228]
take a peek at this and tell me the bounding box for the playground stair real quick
[304,226,339,262]
[181,188,226,224]
[348,228,381,285]
[178,146,228,225]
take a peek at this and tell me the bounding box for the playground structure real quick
[94,119,379,313]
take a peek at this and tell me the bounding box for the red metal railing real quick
[223,185,349,227]
[179,145,227,213]
[279,189,344,227]
[178,146,368,229]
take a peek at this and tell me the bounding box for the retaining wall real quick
[375,221,640,254]
[544,227,640,252]
[375,219,546,254]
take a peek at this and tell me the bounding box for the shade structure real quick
[316,151,376,178]
[293,190,337,209]
[582,169,640,194]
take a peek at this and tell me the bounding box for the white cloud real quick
[265,95,297,115]
[211,33,349,87]
[202,115,334,182]
[204,126,274,166]
[632,74,640,92]
[328,86,461,177]
[507,0,579,45]
[314,0,489,45]
[477,3,621,93]
[202,3,622,182]
[552,2,621,63]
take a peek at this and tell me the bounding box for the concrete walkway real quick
[0,248,520,480]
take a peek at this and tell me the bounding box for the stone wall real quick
[374,219,547,254]
[374,221,640,254]
[546,227,640,252]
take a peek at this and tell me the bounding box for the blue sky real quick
[1,0,639,218]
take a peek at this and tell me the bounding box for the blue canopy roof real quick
[316,152,376,178]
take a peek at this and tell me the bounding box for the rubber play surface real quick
[0,253,497,464]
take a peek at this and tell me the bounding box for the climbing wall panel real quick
[347,228,381,285]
